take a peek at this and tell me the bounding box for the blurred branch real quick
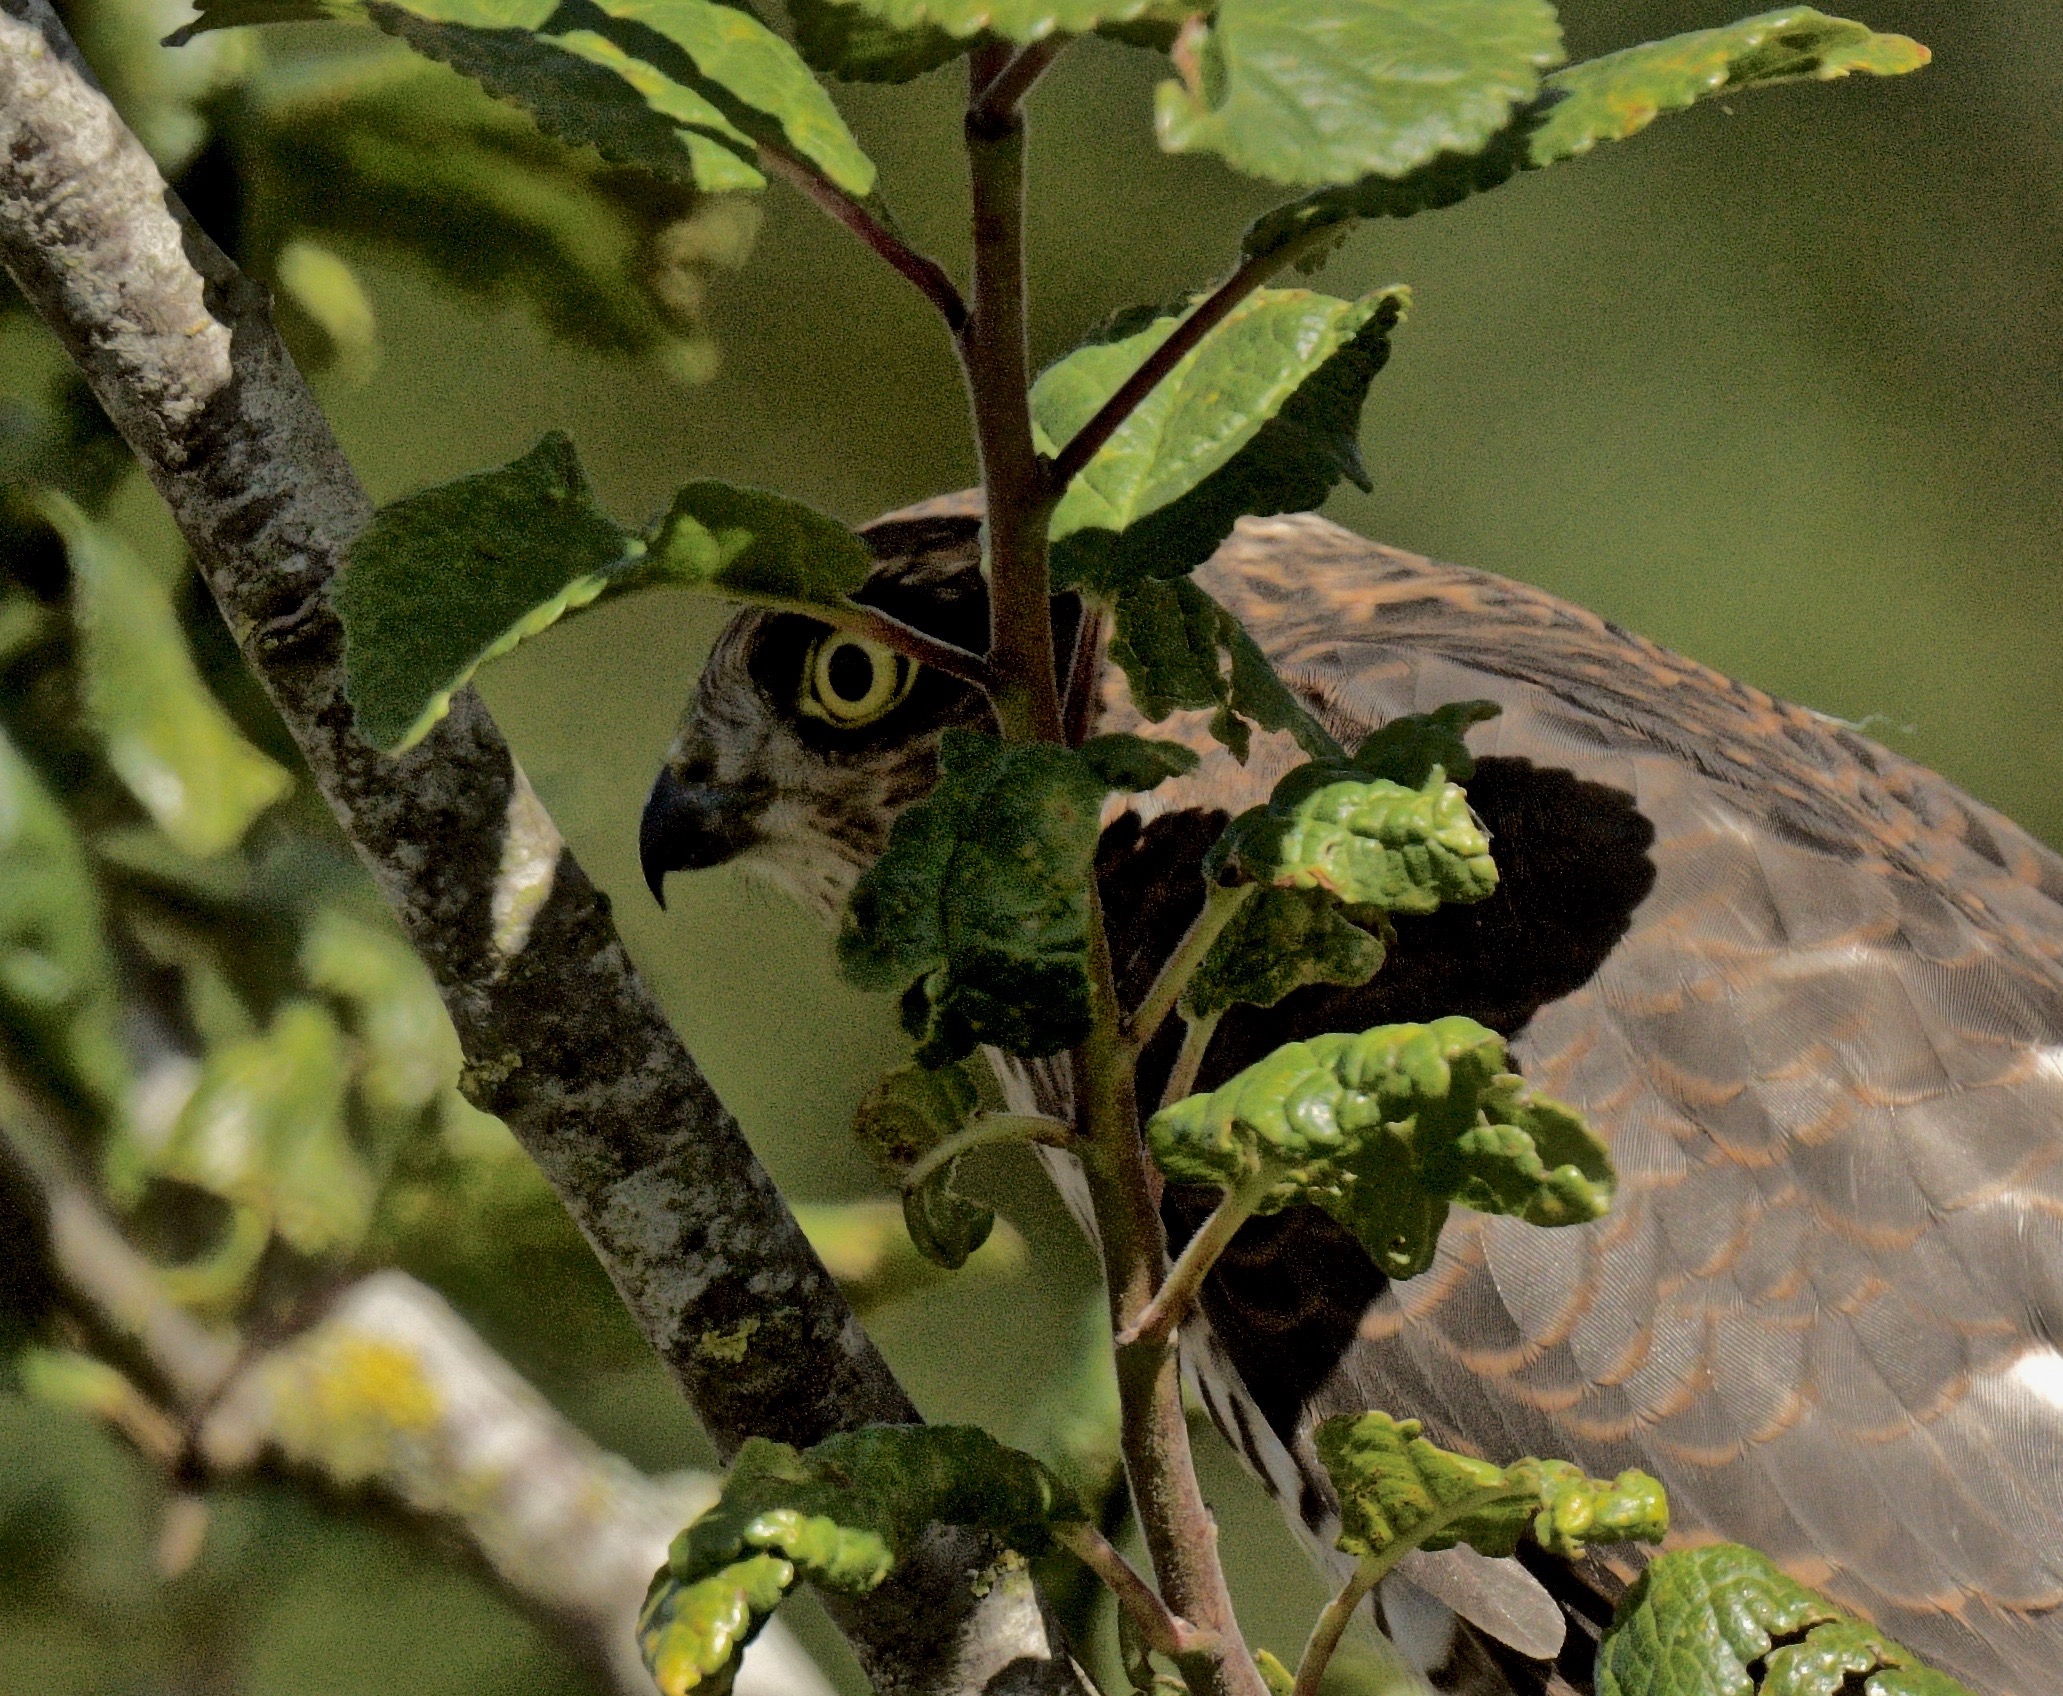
[0,7,1082,1692]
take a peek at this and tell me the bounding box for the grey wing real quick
[1100,514,2063,1696]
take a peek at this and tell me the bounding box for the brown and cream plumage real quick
[641,495,2063,1696]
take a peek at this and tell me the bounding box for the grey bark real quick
[0,8,1086,1692]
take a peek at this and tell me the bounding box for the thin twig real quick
[1047,220,1341,495]
[1060,597,1106,748]
[1054,1522,1220,1660]
[1115,1177,1266,1350]
[971,36,1070,127]
[1129,884,1253,1051]
[1158,1011,1220,1114]
[758,145,970,334]
[902,1112,1071,1194]
[827,600,993,689]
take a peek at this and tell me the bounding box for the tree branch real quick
[0,8,1081,1690]
[759,143,969,335]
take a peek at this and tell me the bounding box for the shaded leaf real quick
[1034,288,1406,595]
[1242,9,1925,263]
[852,1060,993,1268]
[1350,700,1500,786]
[793,1198,1026,1313]
[770,0,1185,48]
[838,732,1187,1065]
[1184,887,1387,1020]
[301,908,457,1123]
[0,726,128,1116]
[643,1426,1082,1696]
[1207,766,1498,914]
[47,494,291,857]
[1317,1411,1666,1568]
[785,0,976,82]
[1147,1016,1613,1276]
[1155,0,1564,188]
[1595,1544,1978,1696]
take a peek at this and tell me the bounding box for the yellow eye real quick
[802,634,915,726]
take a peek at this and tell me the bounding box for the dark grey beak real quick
[639,764,765,908]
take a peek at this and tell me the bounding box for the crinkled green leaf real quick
[1109,576,1340,762]
[643,1426,1082,1695]
[1595,1544,1978,1696]
[852,1060,993,1269]
[1033,288,1405,596]
[784,0,976,82]
[173,0,875,195]
[772,0,1183,48]
[1241,9,1925,263]
[1208,766,1498,913]
[46,495,291,858]
[1184,887,1387,1020]
[1351,700,1500,786]
[1531,9,1930,167]
[157,1000,371,1256]
[1148,1016,1612,1276]
[1154,0,1564,188]
[340,436,873,750]
[1317,1411,1665,1570]
[0,726,128,1116]
[301,908,458,1122]
[838,732,1189,1065]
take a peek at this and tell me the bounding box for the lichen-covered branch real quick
[0,7,1081,1689]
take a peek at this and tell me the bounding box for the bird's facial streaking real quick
[641,516,997,919]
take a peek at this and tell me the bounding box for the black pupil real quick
[826,643,876,705]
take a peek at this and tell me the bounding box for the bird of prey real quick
[640,494,2063,1696]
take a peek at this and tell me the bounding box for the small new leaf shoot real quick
[1594,1544,1979,1696]
[852,1060,995,1269]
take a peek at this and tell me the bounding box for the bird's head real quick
[641,512,1005,918]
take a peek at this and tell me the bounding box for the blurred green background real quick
[5,2,2060,1693]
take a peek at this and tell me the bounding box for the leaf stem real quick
[1129,884,1253,1050]
[827,600,993,689]
[971,37,1071,127]
[901,1111,1071,1194]
[1055,1521,1220,1660]
[1047,220,1343,495]
[1115,1175,1267,1350]
[1158,1010,1220,1114]
[757,145,970,334]
[959,58,1063,744]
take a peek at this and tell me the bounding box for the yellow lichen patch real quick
[699,1316,760,1363]
[270,1334,442,1484]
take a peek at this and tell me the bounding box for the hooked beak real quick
[639,763,766,908]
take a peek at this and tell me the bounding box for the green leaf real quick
[1241,9,1926,263]
[1350,700,1500,786]
[44,495,292,858]
[1594,1544,1978,1696]
[1316,1411,1665,1570]
[1208,767,1499,914]
[1183,887,1387,1020]
[1530,8,1931,167]
[793,1198,1026,1313]
[1147,1016,1613,1277]
[838,732,1188,1065]
[0,726,128,1117]
[643,1426,1081,1696]
[1033,288,1406,595]
[785,0,976,82]
[157,1001,371,1257]
[772,0,1185,49]
[1154,0,1564,188]
[340,436,873,750]
[852,1060,994,1269]
[1107,578,1341,763]
[301,908,459,1123]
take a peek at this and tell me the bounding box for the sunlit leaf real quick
[0,726,128,1116]
[45,494,291,858]
[1033,288,1406,595]
[1154,0,1564,188]
[837,732,1193,1065]
[1595,1543,1978,1696]
[639,481,876,607]
[1318,1411,1665,1567]
[1148,1016,1612,1277]
[643,1426,1082,1696]
[1241,9,1926,263]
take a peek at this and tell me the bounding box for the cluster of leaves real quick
[639,1426,1081,1696]
[1150,1016,1610,1278]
